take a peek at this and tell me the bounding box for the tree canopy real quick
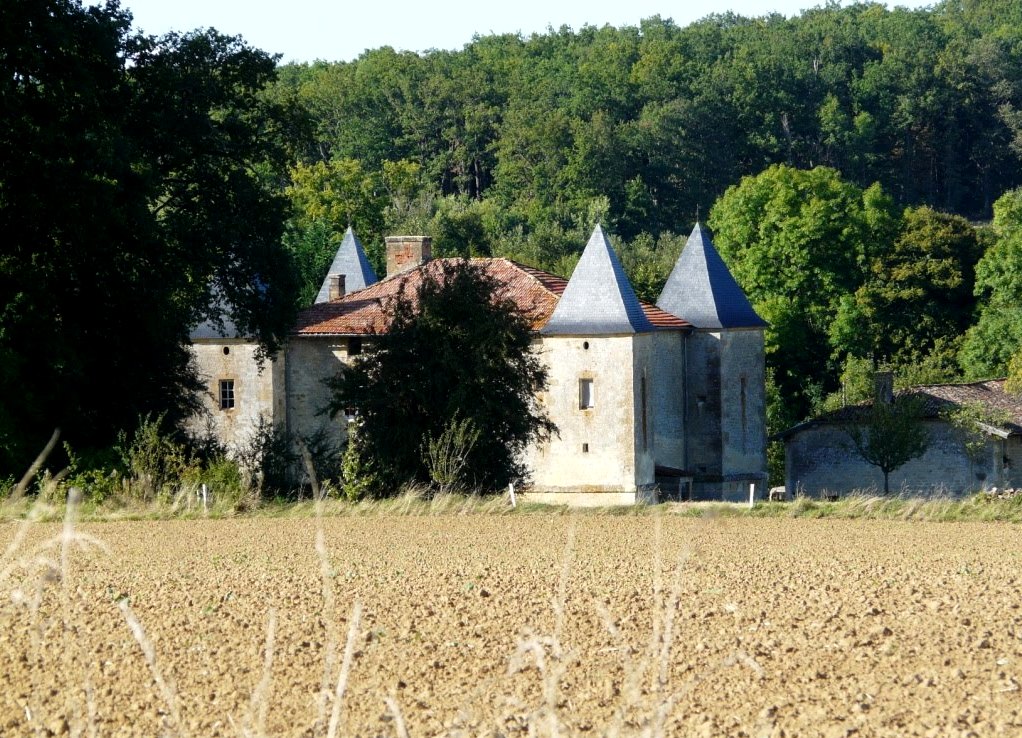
[0,0,300,474]
[706,164,893,419]
[960,188,1022,379]
[327,261,555,493]
[832,206,983,370]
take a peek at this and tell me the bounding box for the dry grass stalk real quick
[314,528,338,733]
[9,428,60,502]
[552,522,575,646]
[326,601,363,738]
[118,599,187,738]
[384,697,410,738]
[237,608,278,738]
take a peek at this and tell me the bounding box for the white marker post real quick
[508,482,517,508]
[201,483,209,512]
[748,482,755,509]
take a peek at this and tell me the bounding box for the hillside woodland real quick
[3,0,1022,483]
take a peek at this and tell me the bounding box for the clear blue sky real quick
[112,0,935,64]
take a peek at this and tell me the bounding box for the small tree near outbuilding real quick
[843,394,929,495]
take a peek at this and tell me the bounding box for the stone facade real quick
[675,330,768,501]
[184,340,285,454]
[649,330,687,473]
[784,421,1005,496]
[284,336,359,452]
[188,223,769,505]
[524,334,655,501]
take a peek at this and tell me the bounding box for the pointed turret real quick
[315,227,378,303]
[657,223,765,329]
[541,225,653,335]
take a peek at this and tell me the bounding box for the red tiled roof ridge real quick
[292,256,688,336]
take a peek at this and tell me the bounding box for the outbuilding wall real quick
[784,420,1002,497]
[1006,436,1022,488]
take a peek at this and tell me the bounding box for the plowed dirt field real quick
[1,514,1021,737]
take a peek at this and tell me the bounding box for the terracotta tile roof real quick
[914,380,1022,432]
[293,257,689,336]
[776,379,1022,439]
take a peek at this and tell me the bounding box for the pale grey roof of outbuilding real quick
[541,225,654,335]
[315,227,378,303]
[656,223,766,329]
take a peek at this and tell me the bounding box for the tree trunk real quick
[883,470,890,496]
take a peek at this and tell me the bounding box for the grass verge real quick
[2,488,1022,523]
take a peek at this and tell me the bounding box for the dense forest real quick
[274,0,1022,441]
[3,0,1022,478]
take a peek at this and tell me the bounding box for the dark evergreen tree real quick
[0,0,300,473]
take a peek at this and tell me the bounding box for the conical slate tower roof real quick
[541,225,654,335]
[190,286,242,340]
[315,227,378,303]
[656,223,766,329]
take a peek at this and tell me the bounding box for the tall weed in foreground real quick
[116,413,191,502]
[422,416,480,494]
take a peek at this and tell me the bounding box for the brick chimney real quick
[327,273,346,301]
[385,236,431,278]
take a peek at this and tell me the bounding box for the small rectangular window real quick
[219,379,235,410]
[348,337,362,356]
[579,378,594,409]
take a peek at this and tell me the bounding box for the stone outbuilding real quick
[187,223,769,504]
[778,380,1022,497]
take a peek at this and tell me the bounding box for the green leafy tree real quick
[708,165,896,419]
[0,0,299,474]
[843,394,930,495]
[960,188,1022,377]
[832,206,982,368]
[328,261,555,492]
